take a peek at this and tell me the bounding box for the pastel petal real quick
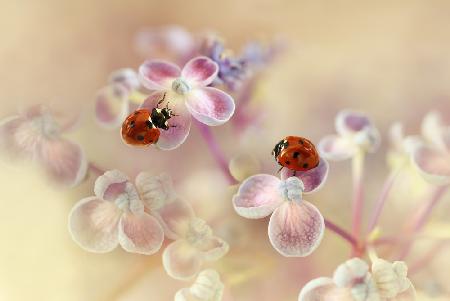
[108,68,140,91]
[135,171,178,210]
[39,138,88,187]
[94,170,130,201]
[412,145,450,185]
[392,280,416,301]
[335,109,373,136]
[0,115,24,155]
[318,135,356,161]
[421,111,449,152]
[268,200,324,257]
[232,174,283,219]
[163,240,202,280]
[185,87,235,126]
[154,198,195,240]
[175,269,224,301]
[68,197,121,253]
[140,92,191,150]
[95,84,130,129]
[299,277,349,301]
[197,236,229,261]
[280,158,329,193]
[138,60,181,90]
[118,212,164,255]
[182,56,219,87]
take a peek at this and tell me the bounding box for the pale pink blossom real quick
[138,56,235,150]
[175,269,224,301]
[232,164,329,257]
[0,105,87,187]
[319,110,380,161]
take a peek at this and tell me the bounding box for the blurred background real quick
[0,0,449,300]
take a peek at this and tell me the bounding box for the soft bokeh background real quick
[1,1,449,300]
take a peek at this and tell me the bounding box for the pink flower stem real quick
[195,120,238,185]
[397,185,448,259]
[367,168,401,233]
[351,151,365,251]
[88,162,106,176]
[325,218,358,249]
[409,240,449,274]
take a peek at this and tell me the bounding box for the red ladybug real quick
[121,94,176,146]
[272,136,320,172]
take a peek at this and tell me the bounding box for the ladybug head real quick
[151,107,175,131]
[272,139,289,158]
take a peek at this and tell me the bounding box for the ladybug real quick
[121,93,176,146]
[272,136,320,172]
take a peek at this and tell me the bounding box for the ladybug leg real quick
[277,166,283,174]
[165,102,179,117]
[156,92,167,108]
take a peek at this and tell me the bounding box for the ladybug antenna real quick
[156,92,167,107]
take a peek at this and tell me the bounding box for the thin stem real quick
[195,121,238,185]
[409,240,450,274]
[351,150,365,242]
[325,218,358,249]
[397,185,448,259]
[367,168,401,233]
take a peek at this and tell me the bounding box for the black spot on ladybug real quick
[299,139,304,145]
[285,161,291,165]
[293,152,300,158]
[129,121,135,128]
[303,163,308,168]
[137,135,145,141]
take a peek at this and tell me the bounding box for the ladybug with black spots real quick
[272,136,320,172]
[121,93,176,146]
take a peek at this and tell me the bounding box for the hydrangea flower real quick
[232,158,329,257]
[299,257,416,301]
[138,56,235,149]
[319,110,380,161]
[162,217,229,280]
[175,269,224,301]
[0,105,87,187]
[95,68,146,129]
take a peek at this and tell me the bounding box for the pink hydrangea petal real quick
[39,138,88,187]
[135,171,178,210]
[185,87,235,126]
[154,198,195,240]
[108,68,140,91]
[181,56,219,87]
[299,277,353,301]
[140,92,192,150]
[335,109,373,136]
[318,135,355,161]
[197,236,229,261]
[163,240,202,280]
[268,200,325,257]
[138,60,180,91]
[412,145,450,185]
[118,212,164,255]
[232,174,283,219]
[95,84,130,129]
[421,111,449,152]
[280,158,329,194]
[94,170,130,201]
[0,115,24,154]
[68,197,121,253]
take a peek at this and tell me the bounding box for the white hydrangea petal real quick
[175,269,224,301]
[335,109,373,136]
[372,259,412,299]
[197,236,229,262]
[421,111,449,152]
[68,197,121,253]
[280,158,329,193]
[118,212,164,255]
[268,200,324,257]
[411,145,450,185]
[232,174,283,219]
[154,198,195,240]
[108,68,140,91]
[135,172,178,210]
[95,84,130,129]
[392,279,416,301]
[318,135,356,161]
[163,240,202,280]
[333,257,370,287]
[298,277,352,301]
[0,115,23,155]
[94,170,130,201]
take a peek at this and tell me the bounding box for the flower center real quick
[115,193,130,211]
[172,77,191,95]
[279,177,304,202]
[29,112,60,138]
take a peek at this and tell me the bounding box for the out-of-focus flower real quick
[232,161,329,257]
[95,68,147,129]
[174,269,224,301]
[134,25,196,64]
[0,105,87,187]
[138,56,235,149]
[163,217,229,280]
[228,153,261,183]
[319,110,380,161]
[69,170,170,254]
[299,257,416,301]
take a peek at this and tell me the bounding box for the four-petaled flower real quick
[319,110,380,161]
[299,257,416,301]
[138,56,235,150]
[232,158,329,257]
[175,269,224,301]
[0,105,87,187]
